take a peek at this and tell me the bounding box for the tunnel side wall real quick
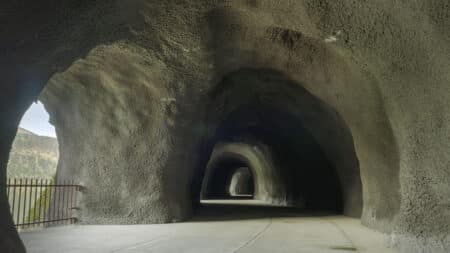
[39,43,202,224]
[0,115,27,253]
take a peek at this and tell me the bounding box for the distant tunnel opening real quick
[6,99,63,231]
[196,69,362,217]
[228,167,254,198]
[202,158,254,199]
[200,106,344,213]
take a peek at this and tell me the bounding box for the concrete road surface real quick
[20,204,398,253]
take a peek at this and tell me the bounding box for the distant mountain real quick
[7,128,59,179]
[17,128,35,135]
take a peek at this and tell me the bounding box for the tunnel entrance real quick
[196,69,362,218]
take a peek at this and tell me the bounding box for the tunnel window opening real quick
[6,100,63,232]
[8,101,59,180]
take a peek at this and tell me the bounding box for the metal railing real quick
[5,178,81,230]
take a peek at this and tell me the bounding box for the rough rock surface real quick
[0,1,449,253]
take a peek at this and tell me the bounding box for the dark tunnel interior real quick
[200,104,344,213]
[193,69,363,218]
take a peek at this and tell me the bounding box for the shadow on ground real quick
[193,203,339,222]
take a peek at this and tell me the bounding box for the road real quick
[21,204,398,253]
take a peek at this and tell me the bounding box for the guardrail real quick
[5,178,81,230]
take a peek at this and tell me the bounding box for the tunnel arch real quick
[228,167,254,197]
[195,68,363,216]
[201,142,288,205]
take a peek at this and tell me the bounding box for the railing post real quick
[16,178,21,228]
[38,179,43,224]
[22,178,28,228]
[33,179,38,226]
[11,178,16,224]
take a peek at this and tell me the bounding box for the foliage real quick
[7,128,58,179]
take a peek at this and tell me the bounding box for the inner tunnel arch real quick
[195,68,363,216]
[228,167,254,197]
[201,156,252,199]
[201,141,288,205]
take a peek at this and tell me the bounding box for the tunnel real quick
[197,69,361,215]
[228,167,254,197]
[1,1,450,252]
[201,155,254,200]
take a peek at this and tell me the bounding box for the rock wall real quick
[40,43,196,224]
[1,1,449,252]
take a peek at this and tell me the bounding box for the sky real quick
[19,102,57,138]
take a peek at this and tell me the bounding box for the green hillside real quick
[7,128,58,179]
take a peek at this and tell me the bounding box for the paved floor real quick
[20,205,398,253]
